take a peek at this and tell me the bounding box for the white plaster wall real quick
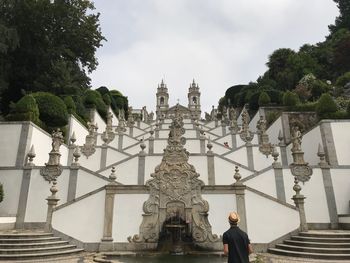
[29,126,52,166]
[154,140,168,153]
[184,130,197,138]
[283,168,330,223]
[249,112,260,132]
[331,122,350,165]
[211,143,230,155]
[123,143,142,155]
[123,135,139,149]
[159,130,169,138]
[184,123,194,129]
[113,194,148,242]
[215,134,231,145]
[76,169,108,197]
[205,121,216,128]
[188,156,208,185]
[331,169,350,214]
[203,194,236,236]
[132,127,146,137]
[203,132,219,140]
[0,170,22,216]
[60,145,69,166]
[246,190,299,243]
[252,147,277,171]
[214,157,252,184]
[139,122,149,129]
[144,156,163,182]
[108,136,119,150]
[0,124,21,166]
[106,148,129,167]
[209,127,223,137]
[25,169,69,222]
[184,140,200,154]
[93,111,106,132]
[224,148,248,167]
[266,116,282,145]
[110,157,139,184]
[79,148,102,172]
[68,116,88,146]
[245,170,277,199]
[52,189,105,242]
[301,125,322,165]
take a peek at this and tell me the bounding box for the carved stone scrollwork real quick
[257,116,273,157]
[239,107,253,142]
[81,122,97,158]
[129,106,219,244]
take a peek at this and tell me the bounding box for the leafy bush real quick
[283,91,300,106]
[336,71,350,87]
[6,94,40,123]
[320,111,348,119]
[311,80,330,100]
[32,92,68,127]
[63,96,76,114]
[103,93,112,106]
[83,90,108,120]
[258,91,271,106]
[287,101,318,112]
[316,93,338,117]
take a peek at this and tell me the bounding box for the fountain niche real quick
[128,106,219,253]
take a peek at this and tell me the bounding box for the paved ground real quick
[5,253,350,263]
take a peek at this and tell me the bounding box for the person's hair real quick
[229,220,238,226]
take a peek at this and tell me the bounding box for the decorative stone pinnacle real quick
[50,179,58,196]
[102,131,109,145]
[72,146,81,165]
[207,137,213,152]
[109,167,117,181]
[278,130,284,145]
[272,146,279,163]
[317,143,328,167]
[293,177,301,196]
[233,166,242,182]
[70,132,76,146]
[27,145,36,166]
[140,138,146,152]
[150,126,154,136]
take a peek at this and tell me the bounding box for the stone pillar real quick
[200,137,205,154]
[100,144,108,170]
[16,167,33,228]
[207,139,215,185]
[138,141,146,185]
[246,141,254,170]
[278,130,288,166]
[118,133,123,151]
[129,126,134,137]
[215,119,218,128]
[272,147,286,202]
[100,168,118,251]
[45,180,60,232]
[149,137,154,154]
[67,132,76,166]
[319,121,338,166]
[233,167,247,232]
[67,147,81,202]
[222,123,227,136]
[292,177,308,232]
[231,133,237,150]
[16,123,33,167]
[318,144,339,229]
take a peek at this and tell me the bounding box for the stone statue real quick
[51,129,64,153]
[229,107,236,121]
[256,116,267,135]
[107,112,113,130]
[149,111,154,121]
[291,126,302,152]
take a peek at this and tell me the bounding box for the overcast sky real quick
[89,0,339,114]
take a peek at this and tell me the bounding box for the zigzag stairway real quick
[0,230,84,261]
[269,230,350,260]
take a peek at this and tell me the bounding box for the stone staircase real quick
[268,230,350,260]
[0,230,84,261]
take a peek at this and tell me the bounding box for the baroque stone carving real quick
[289,126,313,183]
[239,107,253,142]
[256,116,273,157]
[129,106,219,244]
[40,129,64,181]
[81,122,97,158]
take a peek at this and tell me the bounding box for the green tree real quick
[6,94,40,123]
[336,71,350,87]
[258,91,271,106]
[283,91,300,106]
[316,93,338,117]
[0,0,105,113]
[329,0,350,33]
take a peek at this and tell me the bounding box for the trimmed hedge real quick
[316,93,338,117]
[283,91,300,106]
[32,92,68,127]
[83,90,108,120]
[6,94,40,123]
[64,96,76,114]
[258,92,271,106]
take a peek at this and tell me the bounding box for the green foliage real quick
[6,94,40,123]
[311,80,330,100]
[287,101,318,112]
[63,96,76,114]
[336,71,350,87]
[0,0,105,114]
[329,0,350,34]
[83,90,107,120]
[0,183,3,203]
[316,93,338,117]
[266,111,280,126]
[103,93,112,106]
[283,91,300,106]
[258,91,271,106]
[32,92,68,127]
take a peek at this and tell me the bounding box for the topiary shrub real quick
[6,94,40,123]
[32,92,68,127]
[316,93,338,118]
[63,96,76,114]
[83,90,108,120]
[258,91,271,106]
[282,91,300,106]
[336,72,350,87]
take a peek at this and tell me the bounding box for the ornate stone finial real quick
[149,126,154,137]
[81,123,97,158]
[50,179,58,196]
[317,143,328,167]
[70,132,76,146]
[72,146,81,166]
[272,145,279,163]
[240,107,253,142]
[207,137,213,153]
[293,177,301,196]
[140,138,146,153]
[233,166,242,183]
[278,130,285,146]
[127,106,135,127]
[40,129,64,182]
[199,125,205,139]
[27,145,36,167]
[109,166,117,182]
[101,131,109,145]
[289,126,313,183]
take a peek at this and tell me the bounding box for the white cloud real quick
[90,0,339,114]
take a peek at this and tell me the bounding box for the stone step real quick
[0,248,84,260]
[291,235,350,243]
[276,243,350,254]
[0,244,77,254]
[0,232,53,239]
[284,239,350,248]
[0,236,61,243]
[268,248,350,260]
[299,231,350,238]
[0,240,69,248]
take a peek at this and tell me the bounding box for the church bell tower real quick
[156,79,169,119]
[188,79,201,119]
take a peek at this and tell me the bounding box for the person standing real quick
[223,212,253,263]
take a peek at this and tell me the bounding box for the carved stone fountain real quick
[129,104,219,253]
